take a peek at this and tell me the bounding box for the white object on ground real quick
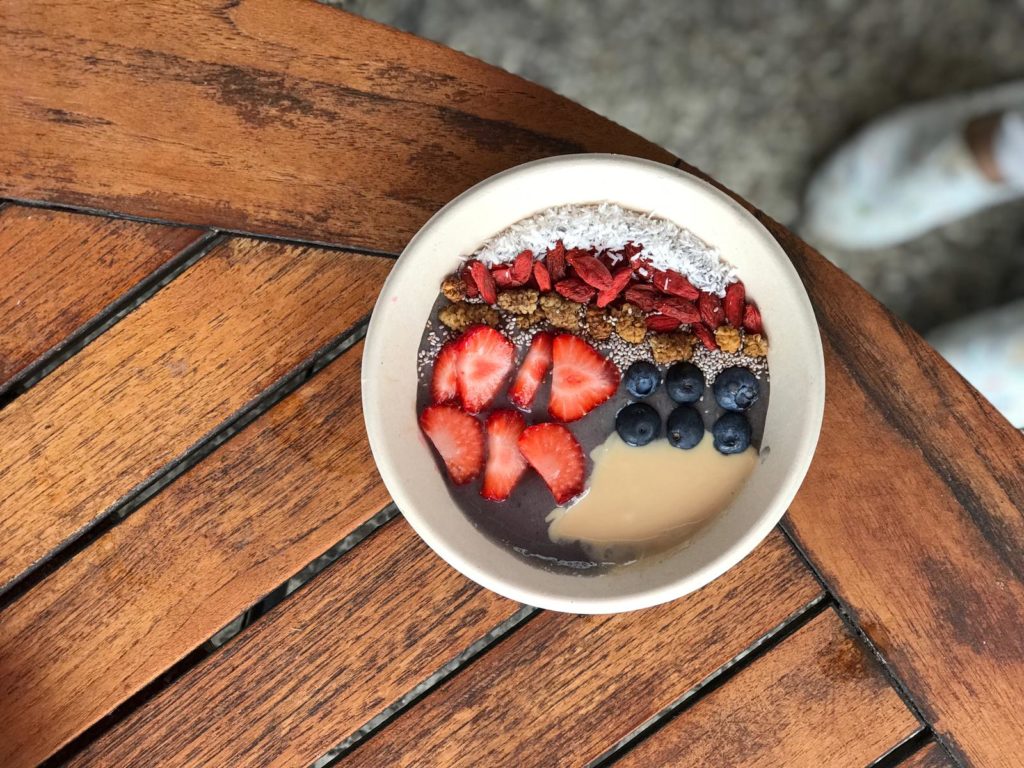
[801,82,1024,249]
[928,299,1024,428]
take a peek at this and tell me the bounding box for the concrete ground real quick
[336,0,1024,333]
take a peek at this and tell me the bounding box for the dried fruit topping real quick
[743,302,764,335]
[743,333,768,357]
[456,325,515,413]
[554,277,597,303]
[460,263,480,299]
[510,250,534,285]
[585,305,614,340]
[533,260,552,292]
[611,302,647,344]
[632,258,655,280]
[724,281,745,327]
[508,331,553,410]
[692,322,718,350]
[618,242,643,260]
[438,302,499,332]
[651,268,700,300]
[517,423,585,504]
[699,292,725,327]
[649,332,695,365]
[546,240,567,281]
[491,264,514,287]
[566,252,614,291]
[430,339,460,404]
[654,296,700,324]
[549,334,620,422]
[441,274,466,303]
[645,314,682,333]
[481,410,529,501]
[596,266,632,308]
[496,288,540,315]
[467,259,497,304]
[623,284,659,312]
[540,292,583,330]
[419,404,484,485]
[714,325,742,353]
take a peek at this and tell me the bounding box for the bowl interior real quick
[362,154,824,613]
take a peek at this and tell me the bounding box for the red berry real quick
[467,260,497,304]
[420,404,485,485]
[624,284,659,312]
[596,266,632,308]
[460,264,479,299]
[518,423,585,504]
[491,264,514,287]
[533,260,552,292]
[508,332,553,410]
[566,252,614,291]
[481,410,529,501]
[510,250,533,285]
[548,334,620,422]
[456,326,515,413]
[698,291,725,328]
[654,296,700,323]
[554,277,596,303]
[743,302,764,335]
[546,240,567,281]
[651,268,699,300]
[692,322,718,350]
[724,281,745,327]
[645,314,682,332]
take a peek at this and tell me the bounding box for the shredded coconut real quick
[472,203,736,296]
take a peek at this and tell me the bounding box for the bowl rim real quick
[362,153,824,613]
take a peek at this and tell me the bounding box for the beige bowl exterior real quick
[362,154,824,614]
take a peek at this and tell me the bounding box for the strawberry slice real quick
[518,423,585,504]
[699,292,725,327]
[420,404,484,485]
[724,281,745,327]
[510,250,534,285]
[533,260,552,292]
[481,410,529,501]
[467,259,497,304]
[596,266,632,308]
[430,339,460,404]
[508,331,553,410]
[549,334,620,422]
[743,302,764,335]
[456,325,515,413]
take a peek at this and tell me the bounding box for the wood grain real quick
[0,340,397,768]
[332,531,820,767]
[900,742,958,768]
[0,0,673,251]
[615,609,919,767]
[0,205,203,389]
[0,239,391,591]
[68,520,519,768]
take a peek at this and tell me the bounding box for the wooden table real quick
[1,2,1022,766]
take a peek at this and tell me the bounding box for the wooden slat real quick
[335,532,820,767]
[67,519,519,768]
[0,205,203,389]
[0,0,673,251]
[901,742,958,768]
[767,222,1024,768]
[0,340,395,768]
[615,609,919,767]
[0,239,391,591]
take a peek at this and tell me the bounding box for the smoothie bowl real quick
[363,154,824,614]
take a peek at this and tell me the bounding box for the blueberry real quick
[712,412,752,455]
[712,366,759,412]
[665,362,705,404]
[666,406,704,449]
[616,402,661,447]
[624,361,661,398]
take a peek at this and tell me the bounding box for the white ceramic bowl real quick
[362,154,824,614]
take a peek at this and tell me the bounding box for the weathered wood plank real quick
[335,531,820,767]
[615,609,919,767]
[67,520,520,768]
[0,340,397,768]
[0,240,391,591]
[0,0,673,251]
[0,205,204,389]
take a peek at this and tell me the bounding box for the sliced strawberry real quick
[566,252,614,291]
[651,268,700,300]
[491,264,514,287]
[508,331,553,410]
[467,259,497,304]
[546,240,567,280]
[481,410,528,501]
[699,291,725,327]
[518,423,585,504]
[549,334,620,422]
[430,339,460,404]
[510,250,534,285]
[554,277,596,303]
[624,283,659,312]
[645,314,682,332]
[743,302,764,335]
[724,281,745,327]
[596,266,632,308]
[460,263,479,298]
[692,322,718,350]
[655,296,700,323]
[533,260,552,292]
[420,404,484,485]
[456,325,515,413]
